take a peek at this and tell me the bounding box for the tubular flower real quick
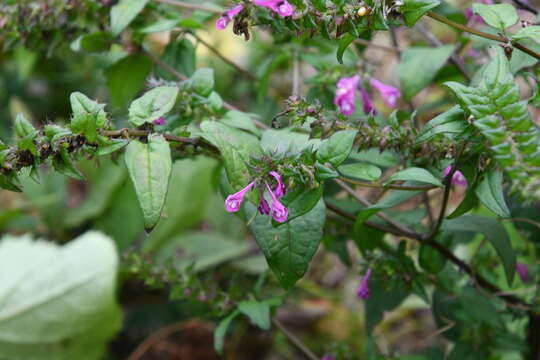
[334,75,360,116]
[258,187,271,215]
[225,171,288,222]
[216,3,244,30]
[154,116,166,126]
[224,180,255,212]
[357,268,373,299]
[266,183,288,222]
[253,0,294,17]
[269,170,285,198]
[443,165,467,186]
[369,78,401,108]
[360,87,375,115]
[516,263,529,283]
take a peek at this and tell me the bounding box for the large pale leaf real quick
[0,232,121,360]
[473,3,518,30]
[247,199,326,289]
[125,134,172,231]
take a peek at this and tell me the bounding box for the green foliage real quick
[475,168,510,218]
[399,46,454,99]
[317,130,358,167]
[125,134,172,231]
[0,232,121,360]
[238,300,271,330]
[472,3,518,30]
[110,0,149,36]
[247,200,326,289]
[128,86,179,126]
[338,162,382,181]
[386,167,443,187]
[445,48,540,199]
[70,92,108,143]
[513,26,540,45]
[401,0,441,27]
[105,55,153,109]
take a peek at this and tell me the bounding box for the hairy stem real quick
[426,11,540,61]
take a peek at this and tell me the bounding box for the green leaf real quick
[128,86,179,126]
[156,38,196,79]
[238,300,271,330]
[69,92,107,143]
[110,0,149,36]
[190,68,214,97]
[14,113,36,138]
[442,215,516,285]
[200,121,261,192]
[512,26,540,45]
[247,199,326,289]
[0,231,121,360]
[337,33,356,64]
[399,46,454,99]
[280,186,323,222]
[80,32,113,52]
[220,110,259,135]
[52,148,85,181]
[125,134,172,231]
[402,0,441,27]
[138,18,181,33]
[214,310,240,355]
[473,3,518,30]
[317,130,358,167]
[105,55,152,109]
[416,105,467,144]
[338,162,382,181]
[445,48,540,199]
[386,167,443,187]
[0,174,21,192]
[419,233,451,273]
[315,162,339,181]
[365,272,408,331]
[475,168,510,218]
[261,129,320,158]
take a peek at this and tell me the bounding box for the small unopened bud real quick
[357,6,369,16]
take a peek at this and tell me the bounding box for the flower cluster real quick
[216,0,294,30]
[443,165,467,186]
[224,171,289,223]
[334,75,401,116]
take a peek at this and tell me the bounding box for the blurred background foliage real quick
[0,0,540,359]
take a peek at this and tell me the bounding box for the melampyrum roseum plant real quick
[0,0,540,359]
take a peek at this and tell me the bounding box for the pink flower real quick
[254,0,294,17]
[269,171,285,198]
[225,180,255,212]
[334,75,360,116]
[266,183,288,223]
[443,165,467,186]
[258,186,271,215]
[216,3,244,30]
[516,263,529,282]
[369,78,401,108]
[154,116,166,126]
[357,268,372,299]
[360,87,375,115]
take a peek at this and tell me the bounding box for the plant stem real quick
[426,11,540,61]
[338,176,437,191]
[510,0,538,15]
[154,0,223,13]
[272,318,319,360]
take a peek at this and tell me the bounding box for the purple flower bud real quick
[334,75,360,116]
[369,78,401,109]
[266,183,288,223]
[154,116,166,126]
[357,268,372,299]
[254,0,295,17]
[269,171,286,198]
[216,3,244,30]
[225,181,255,212]
[216,16,230,30]
[443,165,467,186]
[516,263,529,283]
[360,87,375,115]
[258,197,271,215]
